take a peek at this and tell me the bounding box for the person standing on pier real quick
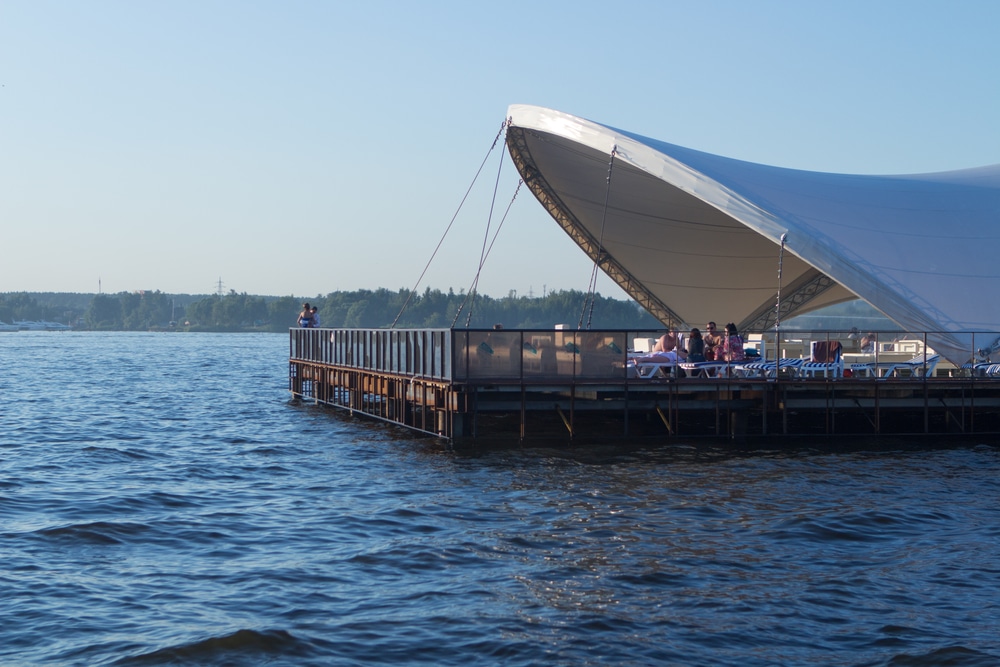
[311,306,321,328]
[297,303,314,328]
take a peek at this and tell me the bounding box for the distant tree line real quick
[0,292,78,325]
[310,288,661,330]
[185,288,662,331]
[2,288,663,332]
[85,291,176,330]
[1,291,201,330]
[4,289,895,332]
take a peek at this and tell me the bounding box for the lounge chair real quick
[798,341,844,378]
[736,358,804,378]
[628,353,679,379]
[679,361,731,378]
[849,359,879,377]
[960,362,1000,377]
[852,354,940,379]
[884,354,939,378]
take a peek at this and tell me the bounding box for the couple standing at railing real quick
[297,303,321,328]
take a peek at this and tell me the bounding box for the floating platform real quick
[289,328,1000,448]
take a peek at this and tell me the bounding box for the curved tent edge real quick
[505,104,999,365]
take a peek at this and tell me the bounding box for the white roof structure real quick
[505,104,1000,365]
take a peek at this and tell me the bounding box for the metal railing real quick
[290,327,1000,383]
[291,327,453,380]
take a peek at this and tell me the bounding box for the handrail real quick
[291,327,1000,382]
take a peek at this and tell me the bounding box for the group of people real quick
[297,303,321,328]
[647,321,747,363]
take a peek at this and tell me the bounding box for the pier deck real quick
[289,328,1000,447]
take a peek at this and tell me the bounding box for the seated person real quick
[685,328,706,362]
[860,332,876,353]
[633,346,688,365]
[651,330,678,353]
[703,322,722,360]
[718,323,746,362]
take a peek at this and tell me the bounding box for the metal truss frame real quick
[506,127,686,329]
[739,270,839,333]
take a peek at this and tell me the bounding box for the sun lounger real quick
[959,362,985,376]
[679,361,731,378]
[736,358,803,378]
[851,354,940,379]
[630,362,677,379]
[890,354,939,378]
[958,362,1000,377]
[628,353,679,379]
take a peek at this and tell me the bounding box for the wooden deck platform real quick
[289,328,1000,448]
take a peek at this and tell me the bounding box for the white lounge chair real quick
[679,361,731,378]
[853,354,940,379]
[628,353,679,379]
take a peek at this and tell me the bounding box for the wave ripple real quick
[2,333,1000,666]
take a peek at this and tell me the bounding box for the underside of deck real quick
[289,355,1000,448]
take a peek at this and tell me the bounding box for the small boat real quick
[12,320,72,331]
[0,321,19,332]
[42,321,72,331]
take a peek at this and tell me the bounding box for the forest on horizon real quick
[1,287,891,333]
[0,287,664,333]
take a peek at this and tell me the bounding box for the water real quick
[2,332,1000,666]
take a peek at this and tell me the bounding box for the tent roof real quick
[505,104,1000,364]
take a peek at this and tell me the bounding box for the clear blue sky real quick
[2,1,997,298]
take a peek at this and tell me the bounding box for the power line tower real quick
[215,277,225,296]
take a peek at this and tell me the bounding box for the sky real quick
[2,1,998,299]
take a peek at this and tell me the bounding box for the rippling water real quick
[3,332,1000,666]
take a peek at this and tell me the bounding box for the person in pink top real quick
[720,323,746,362]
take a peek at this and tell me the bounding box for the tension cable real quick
[578,145,617,330]
[391,118,510,328]
[461,132,508,327]
[453,178,523,327]
[775,232,788,366]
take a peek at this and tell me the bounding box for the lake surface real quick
[2,332,1000,666]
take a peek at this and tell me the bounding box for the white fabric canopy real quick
[506,104,1000,364]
